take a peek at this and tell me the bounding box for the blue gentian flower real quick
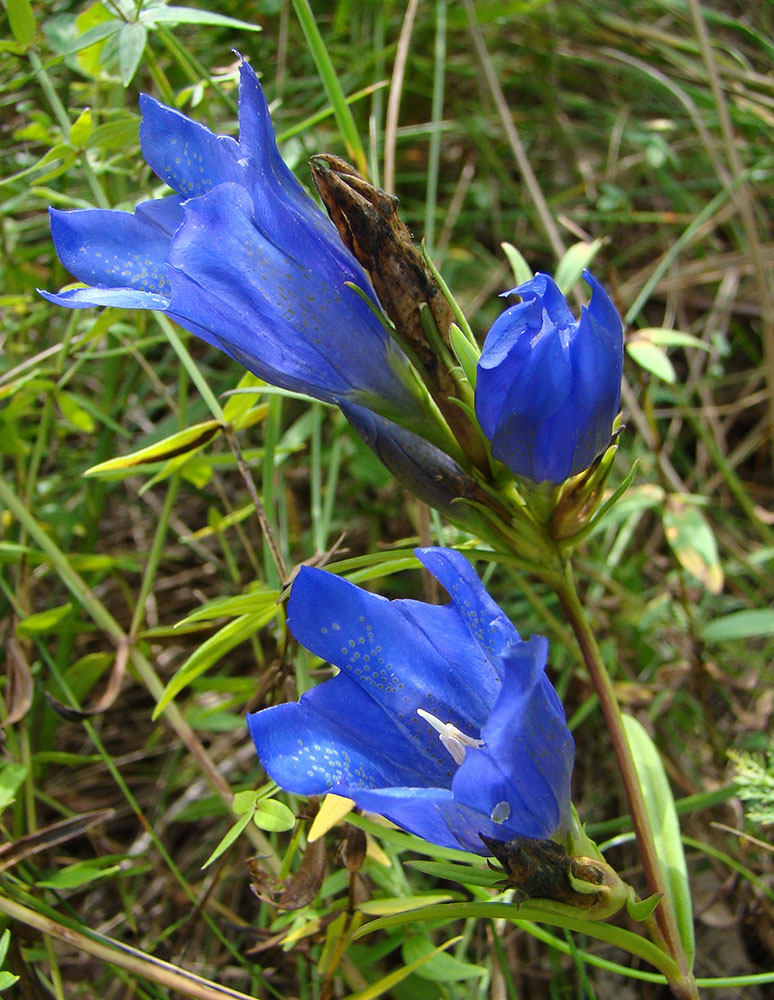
[40,60,425,420]
[248,547,574,854]
[475,270,623,484]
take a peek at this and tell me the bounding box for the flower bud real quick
[475,271,623,484]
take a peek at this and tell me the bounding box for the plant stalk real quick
[555,563,699,1000]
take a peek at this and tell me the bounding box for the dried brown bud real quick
[309,155,487,471]
[481,834,628,920]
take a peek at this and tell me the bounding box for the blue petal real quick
[139,93,242,198]
[478,328,573,482]
[38,286,170,311]
[165,183,360,397]
[542,311,621,479]
[247,670,450,794]
[453,636,574,840]
[166,182,415,407]
[414,548,520,669]
[344,786,497,853]
[519,273,576,329]
[236,60,309,213]
[286,558,503,751]
[584,269,624,346]
[48,202,178,295]
[135,196,186,236]
[235,60,377,279]
[475,270,623,483]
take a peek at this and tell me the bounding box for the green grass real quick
[1,0,773,997]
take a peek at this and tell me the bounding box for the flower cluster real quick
[42,58,629,854]
[42,58,624,492]
[248,548,574,853]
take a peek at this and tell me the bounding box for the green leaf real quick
[200,811,253,869]
[701,609,774,643]
[5,0,36,45]
[38,859,123,889]
[0,763,27,813]
[232,789,259,815]
[0,929,10,965]
[57,391,96,432]
[635,328,710,352]
[402,935,486,981]
[74,2,117,77]
[622,715,695,969]
[90,115,139,153]
[252,798,296,832]
[406,859,500,888]
[663,496,723,594]
[84,420,224,476]
[222,370,268,426]
[501,242,533,287]
[348,935,462,1000]
[68,107,93,147]
[64,19,122,56]
[554,238,604,295]
[290,0,367,175]
[354,899,679,980]
[118,21,147,87]
[16,603,73,637]
[627,893,662,923]
[176,587,280,624]
[359,893,456,915]
[153,605,281,716]
[626,340,676,383]
[138,5,263,29]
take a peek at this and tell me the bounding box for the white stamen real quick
[417,708,484,765]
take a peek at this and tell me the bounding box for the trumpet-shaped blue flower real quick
[475,271,623,484]
[40,60,424,420]
[248,548,574,854]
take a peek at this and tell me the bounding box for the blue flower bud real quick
[475,271,623,484]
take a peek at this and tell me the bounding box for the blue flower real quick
[475,270,623,484]
[40,60,424,420]
[248,547,574,854]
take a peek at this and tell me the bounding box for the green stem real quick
[555,563,699,1000]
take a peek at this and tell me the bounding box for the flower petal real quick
[343,785,496,853]
[139,93,242,198]
[38,286,170,311]
[413,548,520,670]
[475,270,623,483]
[48,201,179,295]
[165,183,363,396]
[166,182,416,408]
[452,635,574,840]
[247,670,450,793]
[236,60,309,213]
[286,560,503,757]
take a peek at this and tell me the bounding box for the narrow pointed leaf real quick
[84,421,224,476]
[622,714,695,969]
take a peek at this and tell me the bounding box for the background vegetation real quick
[1,0,773,996]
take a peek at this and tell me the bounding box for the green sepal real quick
[449,323,480,389]
[627,892,663,923]
[420,241,477,345]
